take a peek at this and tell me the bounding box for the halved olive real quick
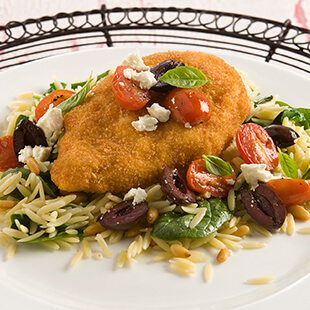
[97,200,149,231]
[13,119,48,159]
[264,125,299,148]
[160,166,196,204]
[150,60,184,92]
[240,184,286,230]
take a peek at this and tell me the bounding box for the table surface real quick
[0,1,310,310]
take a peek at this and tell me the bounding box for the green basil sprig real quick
[278,148,298,179]
[158,66,209,88]
[202,155,233,177]
[57,75,93,114]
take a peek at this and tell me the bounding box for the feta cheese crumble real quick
[124,187,148,205]
[131,103,171,132]
[18,145,52,164]
[123,68,157,90]
[147,103,171,122]
[18,146,33,163]
[240,163,282,189]
[131,115,158,132]
[37,107,64,145]
[122,49,150,71]
[226,178,235,185]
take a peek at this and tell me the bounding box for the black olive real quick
[97,200,149,231]
[150,60,185,93]
[264,125,299,148]
[240,184,286,230]
[160,166,196,204]
[13,119,48,159]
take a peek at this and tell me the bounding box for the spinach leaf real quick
[27,231,84,243]
[281,109,309,128]
[202,155,233,176]
[33,95,44,101]
[38,170,59,198]
[158,66,208,88]
[10,214,85,243]
[275,101,290,107]
[15,115,29,128]
[44,70,109,95]
[2,167,30,180]
[273,101,310,129]
[302,168,310,180]
[11,214,31,230]
[151,198,232,241]
[1,167,59,199]
[1,168,32,200]
[254,95,274,108]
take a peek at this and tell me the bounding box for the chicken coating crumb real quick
[51,51,251,194]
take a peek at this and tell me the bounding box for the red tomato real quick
[112,66,151,111]
[236,123,278,170]
[164,88,211,126]
[35,89,75,121]
[0,136,23,171]
[186,159,235,197]
[266,179,310,207]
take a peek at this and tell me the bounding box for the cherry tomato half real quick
[35,89,75,122]
[266,179,310,208]
[0,136,23,171]
[112,66,151,111]
[236,123,278,170]
[164,88,211,126]
[186,159,235,197]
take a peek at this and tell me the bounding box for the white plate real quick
[0,46,310,310]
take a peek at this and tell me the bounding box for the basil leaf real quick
[158,66,208,88]
[278,149,298,179]
[57,75,93,114]
[202,155,233,176]
[151,198,232,241]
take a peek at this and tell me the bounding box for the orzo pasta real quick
[0,49,310,284]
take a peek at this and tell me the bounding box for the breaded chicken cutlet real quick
[51,51,251,194]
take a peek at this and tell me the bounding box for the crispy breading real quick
[51,51,251,194]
